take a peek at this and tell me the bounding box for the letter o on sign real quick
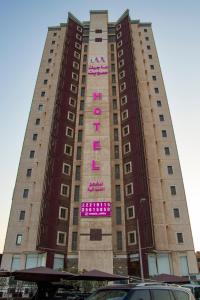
[93,108,102,115]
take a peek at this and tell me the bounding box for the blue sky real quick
[0,0,200,252]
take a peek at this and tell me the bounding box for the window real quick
[122,125,129,136]
[70,84,78,94]
[177,232,184,244]
[43,79,48,85]
[75,42,81,50]
[69,97,76,107]
[119,70,125,80]
[127,206,135,219]
[120,82,126,92]
[26,169,32,177]
[145,37,149,41]
[29,150,35,158]
[128,231,136,245]
[116,231,122,250]
[124,142,131,154]
[67,111,75,122]
[117,31,122,39]
[121,95,127,106]
[79,115,84,126]
[45,68,50,73]
[173,208,180,218]
[159,114,164,121]
[23,189,29,198]
[151,290,173,300]
[118,49,123,57]
[76,146,82,160]
[113,113,118,125]
[61,184,69,197]
[147,45,151,49]
[83,54,87,62]
[72,232,78,251]
[111,53,115,61]
[66,127,74,138]
[167,165,173,175]
[124,162,132,174]
[52,40,55,45]
[110,44,114,51]
[78,130,83,142]
[75,165,81,180]
[115,164,120,179]
[111,64,115,72]
[62,163,71,175]
[77,25,82,33]
[150,65,154,70]
[164,147,170,155]
[50,49,53,54]
[157,100,162,107]
[116,23,121,31]
[48,58,52,63]
[95,29,102,33]
[112,86,116,96]
[112,74,116,83]
[118,59,124,68]
[125,183,134,196]
[80,100,84,111]
[174,290,189,300]
[121,109,128,121]
[76,33,82,41]
[74,51,80,60]
[81,87,85,97]
[115,185,121,201]
[113,99,117,109]
[38,104,43,111]
[162,130,167,137]
[114,128,119,141]
[53,254,64,270]
[19,211,25,221]
[73,61,79,70]
[114,145,120,159]
[95,38,102,42]
[16,234,22,245]
[82,75,86,84]
[152,75,156,81]
[148,54,152,59]
[84,44,88,52]
[57,232,66,245]
[154,87,159,94]
[59,207,67,220]
[64,144,72,156]
[117,40,122,48]
[170,185,176,195]
[73,208,79,225]
[116,207,122,225]
[72,72,78,81]
[82,64,87,72]
[35,118,40,125]
[74,185,80,202]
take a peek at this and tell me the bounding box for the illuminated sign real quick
[88,56,109,76]
[80,202,111,217]
[87,181,105,192]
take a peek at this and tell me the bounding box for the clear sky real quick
[0,0,200,253]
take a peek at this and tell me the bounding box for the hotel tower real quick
[1,10,198,278]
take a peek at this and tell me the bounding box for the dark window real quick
[50,49,54,54]
[157,100,162,107]
[112,86,116,96]
[82,64,86,72]
[72,232,78,251]
[150,65,154,70]
[83,54,87,62]
[74,185,80,202]
[60,208,66,219]
[35,118,40,125]
[111,64,115,72]
[29,150,35,158]
[115,185,121,201]
[144,29,148,32]
[23,189,29,198]
[48,58,52,63]
[113,113,118,125]
[112,74,116,83]
[45,68,50,73]
[58,232,65,244]
[174,208,180,218]
[61,185,69,196]
[82,75,86,84]
[114,145,120,159]
[177,232,184,243]
[173,290,189,300]
[73,208,79,225]
[124,143,131,153]
[151,290,173,300]
[116,207,122,225]
[63,164,70,175]
[110,44,114,51]
[162,130,167,137]
[43,79,48,85]
[111,53,115,61]
[75,166,81,180]
[26,169,32,177]
[149,54,152,59]
[81,87,85,97]
[52,40,55,45]
[38,104,43,111]
[116,231,122,250]
[84,45,88,52]
[66,127,73,137]
[19,211,25,221]
[78,130,83,142]
[152,75,156,81]
[114,128,119,141]
[113,99,117,109]
[145,37,149,41]
[167,165,173,174]
[170,185,176,195]
[41,91,45,97]
[95,38,102,42]
[129,231,136,244]
[90,229,102,241]
[76,146,82,160]
[115,164,120,179]
[131,290,151,300]
[95,29,102,33]
[147,45,151,49]
[79,114,84,126]
[127,206,134,219]
[53,32,57,36]
[159,114,164,121]
[155,87,159,94]
[164,147,170,155]
[80,100,84,111]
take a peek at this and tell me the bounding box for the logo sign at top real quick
[88,56,108,76]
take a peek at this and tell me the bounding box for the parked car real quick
[86,283,195,300]
[181,284,200,300]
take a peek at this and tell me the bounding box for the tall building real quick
[1,10,198,278]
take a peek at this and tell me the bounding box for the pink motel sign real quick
[80,202,111,217]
